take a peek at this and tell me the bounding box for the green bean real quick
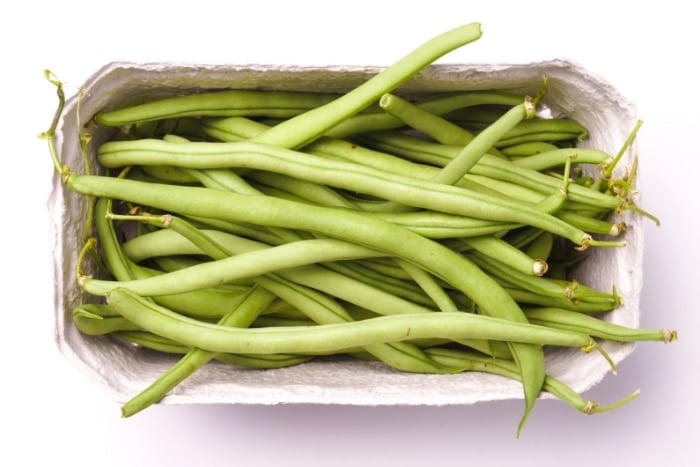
[352,257,414,281]
[465,236,548,277]
[117,331,193,354]
[72,303,140,335]
[250,22,483,149]
[493,118,589,148]
[325,90,524,139]
[116,330,313,369]
[532,153,574,215]
[503,287,620,313]
[106,287,593,353]
[82,236,389,297]
[123,228,265,263]
[524,308,677,343]
[556,211,625,237]
[160,135,284,222]
[456,173,548,207]
[203,116,446,182]
[511,148,612,172]
[603,119,644,179]
[432,96,537,185]
[363,210,517,239]
[95,90,344,126]
[448,158,568,276]
[378,92,476,145]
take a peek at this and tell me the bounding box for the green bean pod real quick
[95,90,343,126]
[106,287,593,353]
[251,22,483,149]
[378,92,476,145]
[524,308,677,343]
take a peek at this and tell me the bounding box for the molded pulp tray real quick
[49,60,642,406]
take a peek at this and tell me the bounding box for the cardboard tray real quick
[49,60,642,406]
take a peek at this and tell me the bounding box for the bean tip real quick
[583,400,598,414]
[532,259,548,277]
[663,329,678,343]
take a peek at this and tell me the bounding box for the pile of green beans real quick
[44,22,676,437]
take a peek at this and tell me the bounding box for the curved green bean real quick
[95,89,343,126]
[72,303,140,335]
[251,22,483,149]
[81,236,387,297]
[524,308,677,343]
[106,287,593,353]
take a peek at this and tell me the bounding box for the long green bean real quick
[524,307,677,343]
[106,287,594,353]
[325,90,524,139]
[95,89,343,126]
[250,22,483,149]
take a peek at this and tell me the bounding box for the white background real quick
[3,1,698,465]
